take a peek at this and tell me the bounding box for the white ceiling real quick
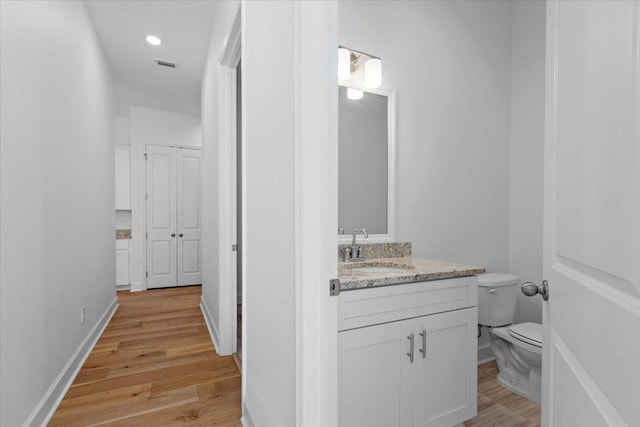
[85,0,218,116]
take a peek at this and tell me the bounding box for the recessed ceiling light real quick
[146,35,162,46]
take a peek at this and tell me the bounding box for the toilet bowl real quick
[478,273,543,403]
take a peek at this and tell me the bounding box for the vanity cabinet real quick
[338,277,478,427]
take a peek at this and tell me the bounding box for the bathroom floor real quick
[465,361,541,427]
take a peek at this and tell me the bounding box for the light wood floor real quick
[50,286,539,426]
[465,360,541,427]
[49,286,241,427]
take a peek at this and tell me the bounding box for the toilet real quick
[478,273,542,403]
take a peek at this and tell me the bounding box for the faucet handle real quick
[357,246,364,259]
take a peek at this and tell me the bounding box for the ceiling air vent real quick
[155,58,177,69]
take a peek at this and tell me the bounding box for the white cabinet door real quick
[176,148,202,286]
[339,317,416,427]
[115,146,130,210]
[115,249,129,285]
[412,308,477,427]
[146,145,177,289]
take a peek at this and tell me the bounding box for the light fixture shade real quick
[347,88,363,100]
[338,48,351,81]
[146,35,162,46]
[364,57,382,88]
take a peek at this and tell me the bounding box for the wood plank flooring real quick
[465,360,541,427]
[50,286,539,426]
[49,286,241,427]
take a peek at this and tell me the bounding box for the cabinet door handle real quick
[407,333,414,363]
[178,233,183,237]
[419,330,426,358]
[171,233,176,237]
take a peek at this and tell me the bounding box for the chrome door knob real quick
[521,280,549,301]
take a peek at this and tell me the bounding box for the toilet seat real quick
[508,322,542,348]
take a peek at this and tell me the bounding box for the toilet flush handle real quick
[521,280,549,301]
[488,288,497,294]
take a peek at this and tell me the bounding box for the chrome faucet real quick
[345,228,368,261]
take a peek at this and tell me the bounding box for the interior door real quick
[176,148,202,286]
[146,145,177,289]
[542,1,640,426]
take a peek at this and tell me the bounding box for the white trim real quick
[293,2,338,426]
[217,1,242,359]
[337,88,397,244]
[241,401,256,427]
[200,296,221,354]
[129,281,145,292]
[23,298,118,427]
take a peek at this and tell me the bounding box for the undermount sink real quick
[350,266,409,274]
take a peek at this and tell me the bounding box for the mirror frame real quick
[337,86,396,244]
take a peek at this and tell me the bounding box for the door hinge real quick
[144,153,147,160]
[145,193,148,200]
[146,232,148,239]
[330,279,341,296]
[232,244,238,252]
[146,271,148,278]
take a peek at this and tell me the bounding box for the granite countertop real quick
[338,257,485,291]
[115,229,132,240]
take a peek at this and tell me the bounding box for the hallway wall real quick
[200,0,236,352]
[0,1,116,425]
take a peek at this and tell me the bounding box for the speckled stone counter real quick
[115,229,132,239]
[338,242,411,261]
[338,257,485,291]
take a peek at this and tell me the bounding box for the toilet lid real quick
[508,322,543,348]
[478,273,520,287]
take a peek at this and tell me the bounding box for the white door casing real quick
[146,145,202,289]
[146,145,177,289]
[177,148,202,286]
[542,1,640,426]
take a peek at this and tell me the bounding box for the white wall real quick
[509,0,545,324]
[128,106,202,291]
[339,0,513,272]
[0,1,116,425]
[242,1,297,424]
[200,0,235,352]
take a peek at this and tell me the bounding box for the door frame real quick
[217,1,339,425]
[217,1,241,358]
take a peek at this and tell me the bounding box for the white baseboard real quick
[200,297,221,355]
[116,284,131,292]
[24,297,119,427]
[241,401,256,427]
[478,342,495,365]
[130,281,146,292]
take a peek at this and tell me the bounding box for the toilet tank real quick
[477,273,520,327]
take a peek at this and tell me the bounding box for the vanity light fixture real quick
[364,57,382,88]
[347,88,363,100]
[338,46,382,88]
[146,35,162,46]
[338,47,351,81]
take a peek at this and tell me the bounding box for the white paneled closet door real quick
[146,145,202,289]
[176,148,202,286]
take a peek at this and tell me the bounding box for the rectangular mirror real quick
[338,86,395,242]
